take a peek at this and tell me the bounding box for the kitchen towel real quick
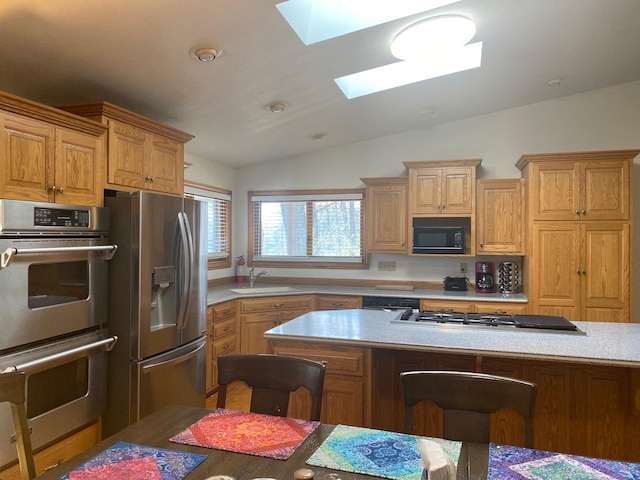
[57,441,206,480]
[488,444,640,479]
[305,425,461,480]
[170,408,319,460]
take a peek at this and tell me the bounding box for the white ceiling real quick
[1,0,640,168]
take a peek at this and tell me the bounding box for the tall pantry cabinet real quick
[517,150,639,323]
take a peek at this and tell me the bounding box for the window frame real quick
[184,180,232,270]
[248,189,367,269]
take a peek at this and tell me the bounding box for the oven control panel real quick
[34,207,90,227]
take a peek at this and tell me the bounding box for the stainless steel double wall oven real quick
[0,199,117,468]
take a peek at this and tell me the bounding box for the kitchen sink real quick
[229,286,301,294]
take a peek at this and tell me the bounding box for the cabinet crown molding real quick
[516,149,640,170]
[403,159,482,169]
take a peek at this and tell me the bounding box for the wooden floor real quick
[206,382,251,410]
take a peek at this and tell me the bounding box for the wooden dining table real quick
[36,405,490,480]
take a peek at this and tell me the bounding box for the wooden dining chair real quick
[401,370,537,447]
[216,354,326,421]
[0,372,36,480]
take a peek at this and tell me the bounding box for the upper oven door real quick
[0,236,113,351]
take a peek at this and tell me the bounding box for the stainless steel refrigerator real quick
[103,191,207,437]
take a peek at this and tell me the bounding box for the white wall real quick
[194,80,640,319]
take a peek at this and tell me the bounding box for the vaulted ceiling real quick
[1,0,639,167]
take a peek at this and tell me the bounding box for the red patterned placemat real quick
[170,408,320,460]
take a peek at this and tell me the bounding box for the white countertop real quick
[264,309,640,368]
[206,283,528,305]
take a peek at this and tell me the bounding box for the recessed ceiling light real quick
[266,102,288,113]
[421,108,436,116]
[546,77,563,87]
[194,47,222,62]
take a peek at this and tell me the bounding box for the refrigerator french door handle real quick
[176,212,193,330]
[140,337,205,373]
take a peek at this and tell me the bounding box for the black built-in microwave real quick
[412,226,464,254]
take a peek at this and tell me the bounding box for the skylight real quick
[276,0,461,45]
[276,1,482,98]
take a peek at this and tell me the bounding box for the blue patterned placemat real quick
[488,444,640,479]
[57,441,207,480]
[306,425,461,480]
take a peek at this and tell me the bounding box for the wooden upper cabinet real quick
[361,177,408,253]
[476,178,525,255]
[531,222,630,323]
[58,102,193,195]
[404,160,480,216]
[0,91,107,205]
[516,150,638,221]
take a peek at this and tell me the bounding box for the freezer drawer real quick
[136,336,207,421]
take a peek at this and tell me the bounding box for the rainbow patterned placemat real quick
[488,444,640,479]
[170,408,320,460]
[57,441,206,480]
[305,425,461,480]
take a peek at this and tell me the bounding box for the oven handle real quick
[0,336,118,373]
[0,244,118,268]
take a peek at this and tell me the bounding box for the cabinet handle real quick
[581,209,586,215]
[575,210,581,215]
[50,185,56,193]
[479,242,484,247]
[58,186,64,194]
[223,326,230,332]
[271,303,284,308]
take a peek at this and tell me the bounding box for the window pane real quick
[312,201,361,256]
[251,190,364,265]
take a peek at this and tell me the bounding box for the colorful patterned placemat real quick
[488,444,640,479]
[170,408,320,460]
[305,424,461,480]
[57,441,206,480]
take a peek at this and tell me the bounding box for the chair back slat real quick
[217,354,326,421]
[401,370,537,447]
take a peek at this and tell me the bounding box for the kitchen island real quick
[265,309,640,463]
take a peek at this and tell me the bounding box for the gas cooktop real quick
[392,309,585,334]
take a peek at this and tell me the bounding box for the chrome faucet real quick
[249,267,270,287]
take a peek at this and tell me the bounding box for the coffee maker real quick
[475,262,495,293]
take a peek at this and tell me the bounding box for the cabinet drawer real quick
[240,295,314,313]
[274,344,365,376]
[213,317,236,339]
[213,337,236,357]
[212,301,236,321]
[316,295,362,310]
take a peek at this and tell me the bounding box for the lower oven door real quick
[0,330,117,468]
[0,237,116,351]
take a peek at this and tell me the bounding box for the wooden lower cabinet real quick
[0,421,100,480]
[240,295,314,354]
[371,349,640,462]
[272,341,371,427]
[316,294,362,310]
[420,300,528,314]
[206,300,238,394]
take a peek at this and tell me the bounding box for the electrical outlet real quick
[378,261,396,272]
[459,262,467,274]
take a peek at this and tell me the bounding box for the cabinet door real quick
[581,223,629,322]
[364,180,407,252]
[529,162,580,221]
[107,119,147,189]
[440,167,474,214]
[408,168,441,214]
[0,112,55,202]
[532,223,581,319]
[240,312,278,354]
[54,128,103,206]
[145,134,183,194]
[580,161,629,220]
[476,179,525,254]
